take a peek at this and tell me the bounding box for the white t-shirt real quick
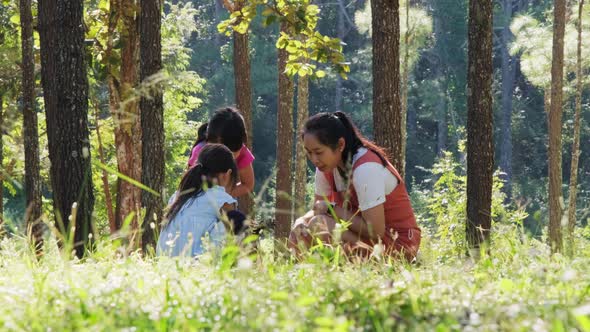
[314,148,399,211]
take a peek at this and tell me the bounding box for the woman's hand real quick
[313,200,332,216]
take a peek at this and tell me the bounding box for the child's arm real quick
[231,164,255,197]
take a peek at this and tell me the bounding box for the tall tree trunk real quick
[499,0,517,200]
[295,76,309,216]
[436,81,448,156]
[275,23,295,239]
[466,0,494,252]
[335,0,345,110]
[20,0,43,252]
[109,0,142,246]
[0,95,3,228]
[38,0,95,258]
[233,22,254,216]
[548,0,566,253]
[140,0,164,252]
[372,0,403,176]
[566,0,584,257]
[92,101,116,233]
[400,0,410,178]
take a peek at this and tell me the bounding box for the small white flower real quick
[562,269,577,282]
[88,233,93,239]
[82,147,89,158]
[150,222,156,230]
[237,257,253,270]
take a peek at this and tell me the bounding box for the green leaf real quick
[315,70,325,78]
[9,13,20,25]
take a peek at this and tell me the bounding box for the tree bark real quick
[38,0,95,258]
[400,0,410,178]
[20,0,43,252]
[548,0,566,253]
[92,101,116,234]
[499,0,517,200]
[275,23,295,239]
[295,76,309,216]
[436,81,448,156]
[139,0,164,252]
[0,95,3,227]
[566,0,584,257]
[335,0,345,110]
[108,0,142,245]
[233,21,254,216]
[372,0,403,177]
[466,0,494,251]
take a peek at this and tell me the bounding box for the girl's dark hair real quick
[167,143,238,221]
[193,107,246,152]
[302,111,389,169]
[193,122,209,148]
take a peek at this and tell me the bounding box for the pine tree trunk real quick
[436,83,448,156]
[548,0,566,253]
[20,0,43,252]
[372,0,403,176]
[109,0,142,246]
[140,0,164,252]
[566,0,584,257]
[233,24,254,216]
[92,102,116,234]
[335,1,345,110]
[38,0,95,258]
[275,23,295,239]
[499,0,516,200]
[466,0,494,251]
[0,95,3,227]
[400,0,410,178]
[295,76,309,216]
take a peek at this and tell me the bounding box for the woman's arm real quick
[231,165,255,197]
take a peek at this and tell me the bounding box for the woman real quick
[289,111,421,261]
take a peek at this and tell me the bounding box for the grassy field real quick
[0,224,589,331]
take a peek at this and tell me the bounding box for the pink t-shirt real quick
[188,142,255,170]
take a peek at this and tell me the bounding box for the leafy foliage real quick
[412,151,527,261]
[218,0,349,79]
[510,5,590,91]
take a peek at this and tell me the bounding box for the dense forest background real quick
[0,0,589,239]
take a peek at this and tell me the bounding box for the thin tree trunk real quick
[372,0,403,176]
[109,0,142,246]
[38,0,95,258]
[548,0,566,253]
[566,0,584,257]
[400,0,410,178]
[140,0,164,253]
[275,23,295,239]
[20,0,43,252]
[466,0,494,252]
[500,0,517,200]
[233,21,254,216]
[92,101,116,234]
[436,81,448,156]
[335,0,345,110]
[0,95,3,228]
[295,76,309,216]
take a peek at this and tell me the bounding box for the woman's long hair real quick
[302,111,389,170]
[167,144,238,222]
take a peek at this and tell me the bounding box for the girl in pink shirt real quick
[188,107,255,198]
